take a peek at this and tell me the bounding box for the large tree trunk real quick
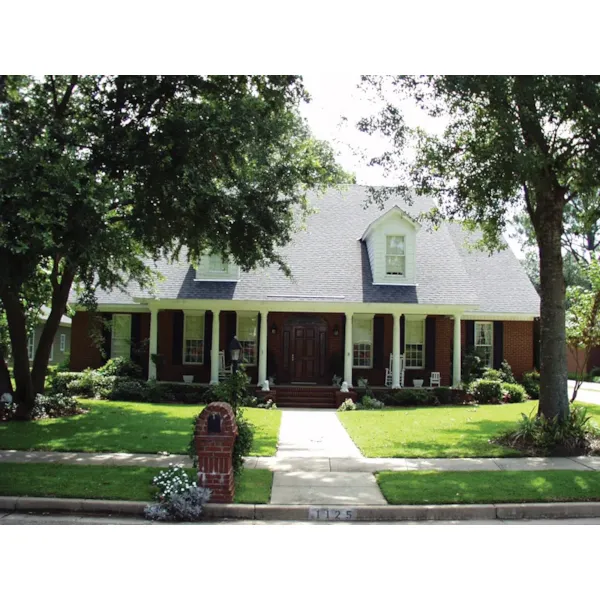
[537,195,569,421]
[1,291,35,419]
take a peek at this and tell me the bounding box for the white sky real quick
[299,74,525,258]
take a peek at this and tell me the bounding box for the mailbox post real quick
[194,402,238,503]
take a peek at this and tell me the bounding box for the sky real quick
[299,74,525,258]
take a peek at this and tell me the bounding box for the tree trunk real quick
[537,195,569,421]
[31,264,76,395]
[0,348,13,396]
[1,291,35,419]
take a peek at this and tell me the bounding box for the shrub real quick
[256,399,277,410]
[431,386,454,405]
[461,347,486,385]
[498,406,599,455]
[48,372,86,396]
[232,414,254,476]
[65,369,103,397]
[210,367,253,412]
[145,464,212,522]
[55,354,71,373]
[146,381,205,404]
[338,398,357,411]
[382,388,434,406]
[499,359,517,384]
[104,377,148,402]
[590,366,600,379]
[522,370,540,400]
[98,357,143,379]
[482,368,503,381]
[470,379,503,404]
[501,382,527,403]
[359,395,385,410]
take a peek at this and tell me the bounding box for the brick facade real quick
[70,312,104,371]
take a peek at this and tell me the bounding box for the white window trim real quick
[183,310,206,365]
[236,312,258,366]
[111,314,132,359]
[49,341,54,362]
[385,234,406,277]
[27,331,35,361]
[474,321,494,368]
[404,315,426,370]
[352,315,374,369]
[60,334,66,352]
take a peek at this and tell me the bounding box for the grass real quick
[377,470,600,505]
[0,463,273,504]
[0,399,281,456]
[338,400,600,458]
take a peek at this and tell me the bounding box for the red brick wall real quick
[70,312,104,371]
[435,316,452,386]
[503,321,534,379]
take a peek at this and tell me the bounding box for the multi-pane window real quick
[237,313,258,365]
[475,322,493,368]
[111,314,132,359]
[49,342,54,362]
[352,317,373,368]
[405,318,425,368]
[385,235,406,276]
[208,255,228,273]
[60,334,66,352]
[183,313,205,364]
[27,332,35,361]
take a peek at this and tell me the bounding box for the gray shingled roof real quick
[84,185,539,315]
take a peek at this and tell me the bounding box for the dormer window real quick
[209,255,228,274]
[385,235,405,276]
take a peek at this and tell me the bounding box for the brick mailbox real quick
[194,402,238,503]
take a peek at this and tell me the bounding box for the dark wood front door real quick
[282,316,328,383]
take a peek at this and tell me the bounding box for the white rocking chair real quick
[385,353,405,388]
[218,351,232,381]
[430,372,441,387]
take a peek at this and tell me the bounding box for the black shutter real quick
[256,312,262,364]
[204,311,213,365]
[172,311,184,365]
[224,312,237,362]
[425,316,436,370]
[373,316,384,369]
[533,318,540,371]
[466,320,475,349]
[493,321,504,369]
[130,313,141,362]
[400,315,405,353]
[102,314,112,362]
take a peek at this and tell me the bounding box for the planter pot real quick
[183,375,194,384]
[413,379,424,388]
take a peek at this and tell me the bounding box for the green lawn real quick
[0,463,273,504]
[0,399,281,456]
[377,470,600,505]
[338,400,600,458]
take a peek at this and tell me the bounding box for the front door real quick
[292,325,318,382]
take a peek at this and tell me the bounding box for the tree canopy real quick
[0,75,350,417]
[359,75,600,420]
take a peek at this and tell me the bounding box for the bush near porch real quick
[337,401,600,458]
[0,399,281,456]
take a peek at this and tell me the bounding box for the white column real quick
[148,307,158,380]
[392,313,402,388]
[210,309,221,384]
[453,314,462,387]
[344,312,353,387]
[258,309,269,387]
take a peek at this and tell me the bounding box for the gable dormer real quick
[361,205,420,286]
[194,253,241,282]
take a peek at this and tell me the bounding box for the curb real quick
[3,496,600,521]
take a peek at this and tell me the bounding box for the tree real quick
[0,75,350,419]
[566,261,600,401]
[359,76,600,420]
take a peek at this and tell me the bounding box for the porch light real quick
[333,324,340,336]
[229,336,242,374]
[271,323,278,335]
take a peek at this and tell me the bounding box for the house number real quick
[308,507,356,521]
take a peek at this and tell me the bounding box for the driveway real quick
[569,380,600,405]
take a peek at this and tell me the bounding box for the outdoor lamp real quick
[333,324,340,337]
[271,323,278,335]
[229,336,242,374]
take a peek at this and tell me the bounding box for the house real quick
[69,186,540,404]
[26,307,71,364]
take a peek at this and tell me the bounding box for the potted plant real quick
[413,378,424,388]
[183,375,194,384]
[332,374,342,387]
[357,376,368,388]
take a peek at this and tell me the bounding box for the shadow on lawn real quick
[0,401,279,456]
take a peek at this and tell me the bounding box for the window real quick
[27,331,35,361]
[385,235,405,276]
[49,342,54,362]
[237,313,258,365]
[404,318,425,368]
[352,317,373,368]
[208,255,228,273]
[183,312,205,364]
[60,334,66,352]
[475,322,494,368]
[111,314,132,359]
